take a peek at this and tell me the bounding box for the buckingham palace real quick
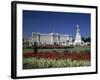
[31,32,73,46]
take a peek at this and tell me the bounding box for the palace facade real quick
[31,32,73,46]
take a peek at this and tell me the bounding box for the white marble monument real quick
[74,25,84,46]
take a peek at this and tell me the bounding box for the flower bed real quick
[23,51,90,60]
[23,58,90,69]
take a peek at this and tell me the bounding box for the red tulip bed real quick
[23,51,90,61]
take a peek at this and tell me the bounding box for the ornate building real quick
[31,32,73,46]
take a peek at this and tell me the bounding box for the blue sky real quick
[23,10,91,38]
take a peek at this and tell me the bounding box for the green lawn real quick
[23,46,90,53]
